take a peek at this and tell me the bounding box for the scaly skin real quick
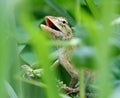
[40,16,79,93]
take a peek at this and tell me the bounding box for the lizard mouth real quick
[45,17,61,32]
[40,16,62,35]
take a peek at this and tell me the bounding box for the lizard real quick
[40,16,79,93]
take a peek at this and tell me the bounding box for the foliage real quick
[0,0,120,98]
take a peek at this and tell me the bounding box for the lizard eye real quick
[62,20,67,24]
[58,18,68,25]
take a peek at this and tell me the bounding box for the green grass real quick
[0,0,120,98]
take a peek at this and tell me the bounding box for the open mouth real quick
[45,17,61,32]
[40,16,63,36]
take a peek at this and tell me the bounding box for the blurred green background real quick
[0,0,120,98]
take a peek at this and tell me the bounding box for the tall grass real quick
[0,0,119,98]
[20,12,60,98]
[0,0,20,98]
[96,1,116,98]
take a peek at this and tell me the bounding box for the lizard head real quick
[40,16,73,40]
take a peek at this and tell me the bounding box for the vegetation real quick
[0,0,120,98]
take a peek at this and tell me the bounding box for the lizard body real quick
[40,16,79,92]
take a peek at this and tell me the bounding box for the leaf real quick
[111,55,120,79]
[71,46,95,69]
[20,45,38,66]
[5,81,18,98]
[18,45,26,54]
[110,25,120,49]
[86,0,98,18]
[44,0,75,26]
[16,27,30,44]
[111,86,120,98]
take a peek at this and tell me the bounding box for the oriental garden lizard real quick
[40,16,79,94]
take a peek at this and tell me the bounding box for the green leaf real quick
[5,82,18,98]
[16,27,30,44]
[20,45,38,66]
[71,46,95,69]
[111,56,120,80]
[45,0,75,26]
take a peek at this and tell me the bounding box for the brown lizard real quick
[40,16,79,93]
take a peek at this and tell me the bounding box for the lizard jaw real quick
[45,16,61,32]
[40,16,62,35]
